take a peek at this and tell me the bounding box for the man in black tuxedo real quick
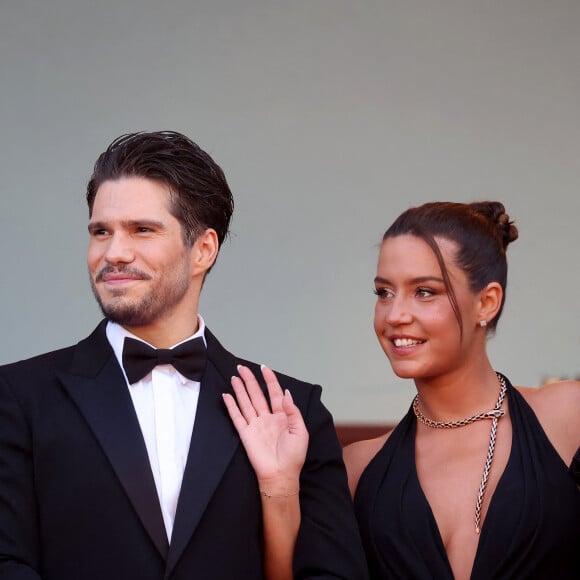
[0,132,367,579]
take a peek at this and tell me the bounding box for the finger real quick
[282,389,309,437]
[222,393,251,433]
[261,365,284,413]
[230,375,259,422]
[237,364,272,415]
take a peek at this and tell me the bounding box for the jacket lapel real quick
[165,330,241,576]
[56,321,169,559]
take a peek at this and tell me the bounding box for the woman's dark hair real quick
[382,201,518,334]
[86,131,234,250]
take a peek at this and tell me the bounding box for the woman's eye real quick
[416,288,434,298]
[373,288,394,299]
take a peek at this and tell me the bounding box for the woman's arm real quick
[223,365,308,580]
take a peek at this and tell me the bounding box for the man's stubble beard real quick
[89,268,191,327]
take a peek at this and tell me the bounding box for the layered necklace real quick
[412,373,507,534]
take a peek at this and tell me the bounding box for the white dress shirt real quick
[106,317,206,541]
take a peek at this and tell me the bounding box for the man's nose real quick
[104,232,135,265]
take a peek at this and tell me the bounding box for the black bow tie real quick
[122,336,207,384]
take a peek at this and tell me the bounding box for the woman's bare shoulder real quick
[342,430,393,498]
[516,380,580,464]
[516,379,580,412]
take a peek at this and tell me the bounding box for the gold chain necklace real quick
[412,373,507,534]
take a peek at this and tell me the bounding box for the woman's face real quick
[373,234,481,381]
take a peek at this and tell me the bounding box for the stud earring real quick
[479,320,487,328]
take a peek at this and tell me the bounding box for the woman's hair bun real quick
[470,201,518,249]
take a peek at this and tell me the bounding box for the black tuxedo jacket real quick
[0,321,368,579]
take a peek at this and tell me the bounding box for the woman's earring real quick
[479,320,487,328]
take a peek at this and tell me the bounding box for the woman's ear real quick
[477,281,503,326]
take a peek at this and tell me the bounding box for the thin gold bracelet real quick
[259,488,300,498]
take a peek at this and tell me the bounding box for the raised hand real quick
[223,365,309,492]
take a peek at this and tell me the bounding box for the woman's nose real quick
[385,295,413,326]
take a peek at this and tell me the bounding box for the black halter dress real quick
[354,376,580,579]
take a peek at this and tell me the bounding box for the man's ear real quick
[477,281,503,325]
[191,228,219,276]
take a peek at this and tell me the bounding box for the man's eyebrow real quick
[88,220,105,232]
[87,219,166,231]
[124,219,166,229]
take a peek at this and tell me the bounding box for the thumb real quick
[282,389,308,436]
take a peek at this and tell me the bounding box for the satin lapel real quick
[56,323,169,559]
[165,336,240,576]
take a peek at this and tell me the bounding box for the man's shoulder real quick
[0,322,107,381]
[0,345,79,405]
[206,328,330,417]
[1,344,77,374]
[205,327,319,389]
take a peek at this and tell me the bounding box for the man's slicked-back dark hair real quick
[86,131,234,248]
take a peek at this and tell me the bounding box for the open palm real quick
[223,365,309,485]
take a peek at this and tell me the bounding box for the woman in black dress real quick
[225,201,580,579]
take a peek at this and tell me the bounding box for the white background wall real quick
[1,0,579,422]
